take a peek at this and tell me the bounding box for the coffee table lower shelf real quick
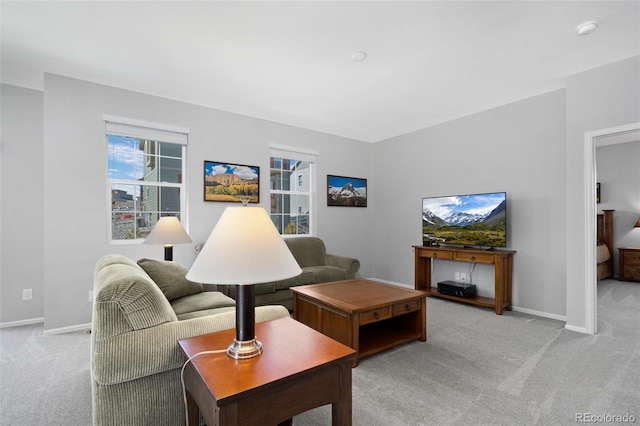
[359,321,423,359]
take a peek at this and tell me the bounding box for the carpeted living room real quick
[1,1,639,425]
[1,279,639,425]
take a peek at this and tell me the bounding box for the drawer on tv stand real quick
[419,250,453,260]
[453,251,494,264]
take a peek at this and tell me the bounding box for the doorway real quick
[584,122,640,334]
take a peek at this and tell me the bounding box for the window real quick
[269,145,318,236]
[105,116,189,242]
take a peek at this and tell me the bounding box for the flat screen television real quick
[422,192,507,248]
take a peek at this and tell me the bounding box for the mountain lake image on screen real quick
[422,192,507,248]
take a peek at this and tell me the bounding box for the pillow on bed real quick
[137,258,203,300]
[596,244,611,263]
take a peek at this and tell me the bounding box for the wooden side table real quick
[178,316,355,426]
[618,247,640,282]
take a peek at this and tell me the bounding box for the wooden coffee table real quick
[178,316,355,426]
[291,279,428,367]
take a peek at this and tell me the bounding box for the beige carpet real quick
[1,279,638,425]
[295,279,640,425]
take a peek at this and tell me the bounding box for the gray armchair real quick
[91,254,289,426]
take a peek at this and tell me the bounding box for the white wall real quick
[0,85,44,324]
[2,56,638,331]
[596,141,640,275]
[565,55,640,331]
[38,74,371,331]
[370,90,567,317]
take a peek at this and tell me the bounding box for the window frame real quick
[269,144,318,237]
[104,115,189,244]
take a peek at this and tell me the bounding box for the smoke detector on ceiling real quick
[351,51,367,62]
[576,21,598,36]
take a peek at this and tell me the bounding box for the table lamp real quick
[144,216,192,261]
[635,216,640,228]
[186,203,301,359]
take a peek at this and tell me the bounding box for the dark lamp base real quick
[164,246,173,261]
[229,284,261,359]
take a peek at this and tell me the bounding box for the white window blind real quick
[270,143,318,163]
[103,115,189,145]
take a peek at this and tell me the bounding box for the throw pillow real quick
[137,258,203,301]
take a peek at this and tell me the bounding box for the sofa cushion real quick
[273,270,316,291]
[255,290,294,310]
[175,306,236,320]
[170,291,236,315]
[304,266,348,283]
[255,282,276,295]
[222,282,276,300]
[285,237,326,267]
[137,258,203,301]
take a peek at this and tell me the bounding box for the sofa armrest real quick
[92,305,289,385]
[324,254,360,279]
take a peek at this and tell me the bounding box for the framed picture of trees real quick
[203,161,260,203]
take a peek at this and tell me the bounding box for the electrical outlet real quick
[455,272,461,280]
[89,290,94,303]
[460,273,467,283]
[22,289,32,300]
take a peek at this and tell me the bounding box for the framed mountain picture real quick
[327,175,367,207]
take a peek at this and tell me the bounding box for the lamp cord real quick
[180,349,227,426]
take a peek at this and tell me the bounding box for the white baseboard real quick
[367,277,569,325]
[511,306,566,322]
[43,322,92,336]
[0,317,44,329]
[564,323,589,334]
[0,318,91,335]
[366,277,413,288]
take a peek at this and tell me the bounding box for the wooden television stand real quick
[413,245,516,315]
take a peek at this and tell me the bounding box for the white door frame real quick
[583,122,640,334]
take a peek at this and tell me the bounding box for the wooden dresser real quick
[618,247,640,282]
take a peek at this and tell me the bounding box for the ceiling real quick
[2,1,639,143]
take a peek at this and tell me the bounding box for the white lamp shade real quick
[186,206,302,285]
[144,216,192,245]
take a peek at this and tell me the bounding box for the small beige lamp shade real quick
[144,216,192,261]
[635,216,640,228]
[186,205,301,359]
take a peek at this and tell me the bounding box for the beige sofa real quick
[217,236,360,310]
[91,254,289,426]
